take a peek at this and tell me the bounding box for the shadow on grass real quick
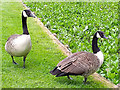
[53,75,102,88]
[55,76,85,86]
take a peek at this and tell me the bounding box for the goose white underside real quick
[94,51,104,67]
[5,35,32,57]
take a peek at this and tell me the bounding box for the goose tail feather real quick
[50,66,67,77]
[50,67,61,75]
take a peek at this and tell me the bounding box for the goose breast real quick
[5,34,32,57]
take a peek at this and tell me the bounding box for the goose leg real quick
[11,56,17,64]
[67,75,73,80]
[23,56,26,68]
[83,77,87,83]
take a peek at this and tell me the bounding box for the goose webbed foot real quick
[11,56,18,65]
[13,61,18,65]
[23,66,25,69]
[67,75,73,80]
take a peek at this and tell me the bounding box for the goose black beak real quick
[103,35,108,39]
[29,13,36,18]
[33,16,37,18]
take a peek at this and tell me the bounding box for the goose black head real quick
[96,31,108,39]
[22,10,36,18]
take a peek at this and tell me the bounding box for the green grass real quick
[23,2,119,85]
[0,1,2,89]
[1,1,115,88]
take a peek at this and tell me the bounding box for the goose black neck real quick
[92,34,100,54]
[22,15,29,35]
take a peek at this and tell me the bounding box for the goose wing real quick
[7,34,21,41]
[57,51,99,75]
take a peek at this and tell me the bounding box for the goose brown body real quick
[56,51,100,77]
[50,51,100,80]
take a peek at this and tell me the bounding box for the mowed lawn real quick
[0,2,2,89]
[2,1,111,88]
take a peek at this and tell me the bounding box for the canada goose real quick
[5,10,36,68]
[50,31,108,83]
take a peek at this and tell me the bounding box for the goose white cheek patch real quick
[96,32,101,38]
[23,11,28,17]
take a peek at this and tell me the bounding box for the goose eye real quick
[27,12,31,16]
[101,33,104,38]
[99,32,104,37]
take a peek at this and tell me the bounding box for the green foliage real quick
[24,2,119,84]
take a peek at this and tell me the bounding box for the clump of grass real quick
[0,2,2,89]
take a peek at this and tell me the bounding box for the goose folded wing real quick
[57,51,85,66]
[7,34,21,41]
[67,52,100,75]
[57,51,87,75]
